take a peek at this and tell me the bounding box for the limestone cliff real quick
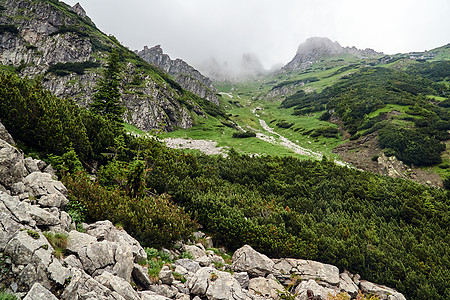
[137,45,220,106]
[0,0,208,132]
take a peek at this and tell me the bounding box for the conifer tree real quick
[90,50,124,123]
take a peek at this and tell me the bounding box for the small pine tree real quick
[90,50,125,123]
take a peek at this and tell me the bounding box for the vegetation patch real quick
[43,232,68,258]
[49,25,89,37]
[0,25,19,35]
[232,131,256,138]
[47,61,100,76]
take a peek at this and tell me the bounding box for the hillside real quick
[0,0,224,132]
[162,39,450,186]
[0,70,449,299]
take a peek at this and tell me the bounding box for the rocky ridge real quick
[283,37,380,72]
[0,122,407,299]
[0,0,208,132]
[136,45,220,105]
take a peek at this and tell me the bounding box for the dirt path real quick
[252,107,355,168]
[257,119,322,159]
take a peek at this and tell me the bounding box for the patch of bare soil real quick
[333,132,442,188]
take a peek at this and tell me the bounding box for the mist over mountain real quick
[283,37,381,71]
[197,52,270,81]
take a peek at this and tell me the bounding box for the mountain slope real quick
[0,0,223,131]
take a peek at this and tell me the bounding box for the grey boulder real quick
[23,282,58,300]
[232,245,274,277]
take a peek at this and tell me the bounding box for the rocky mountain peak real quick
[137,45,219,105]
[296,37,344,55]
[283,37,381,71]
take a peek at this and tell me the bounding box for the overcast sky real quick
[63,0,450,69]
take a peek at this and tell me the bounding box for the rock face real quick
[0,122,407,300]
[0,0,206,132]
[283,37,380,71]
[137,45,219,105]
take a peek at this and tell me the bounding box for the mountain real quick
[283,37,380,71]
[0,0,222,132]
[136,45,219,105]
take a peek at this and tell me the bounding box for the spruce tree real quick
[90,50,125,123]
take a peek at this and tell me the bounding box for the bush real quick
[276,121,294,128]
[0,291,17,300]
[378,125,445,166]
[49,25,89,37]
[232,131,256,138]
[319,111,331,121]
[0,25,19,35]
[63,173,198,247]
[47,61,100,76]
[0,71,124,161]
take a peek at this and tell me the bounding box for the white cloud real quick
[63,0,450,69]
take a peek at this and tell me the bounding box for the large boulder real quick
[294,279,338,300]
[4,230,55,290]
[205,270,244,300]
[0,192,34,249]
[273,258,339,287]
[22,172,69,208]
[0,139,26,189]
[23,282,58,300]
[183,244,206,260]
[29,205,60,226]
[248,276,284,299]
[85,220,147,262]
[360,280,406,300]
[175,258,201,274]
[232,245,274,277]
[187,266,244,300]
[95,271,140,300]
[61,268,119,300]
[66,230,97,254]
[113,242,135,282]
[78,240,117,275]
[339,272,359,297]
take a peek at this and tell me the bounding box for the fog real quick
[63,0,450,71]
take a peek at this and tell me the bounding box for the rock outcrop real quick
[0,0,205,132]
[283,37,380,72]
[137,45,219,105]
[0,122,406,299]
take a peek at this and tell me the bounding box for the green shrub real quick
[0,25,19,35]
[0,291,17,300]
[63,173,198,247]
[276,121,294,128]
[47,61,100,76]
[0,71,124,161]
[378,125,445,166]
[232,131,256,138]
[27,230,39,239]
[49,25,89,37]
